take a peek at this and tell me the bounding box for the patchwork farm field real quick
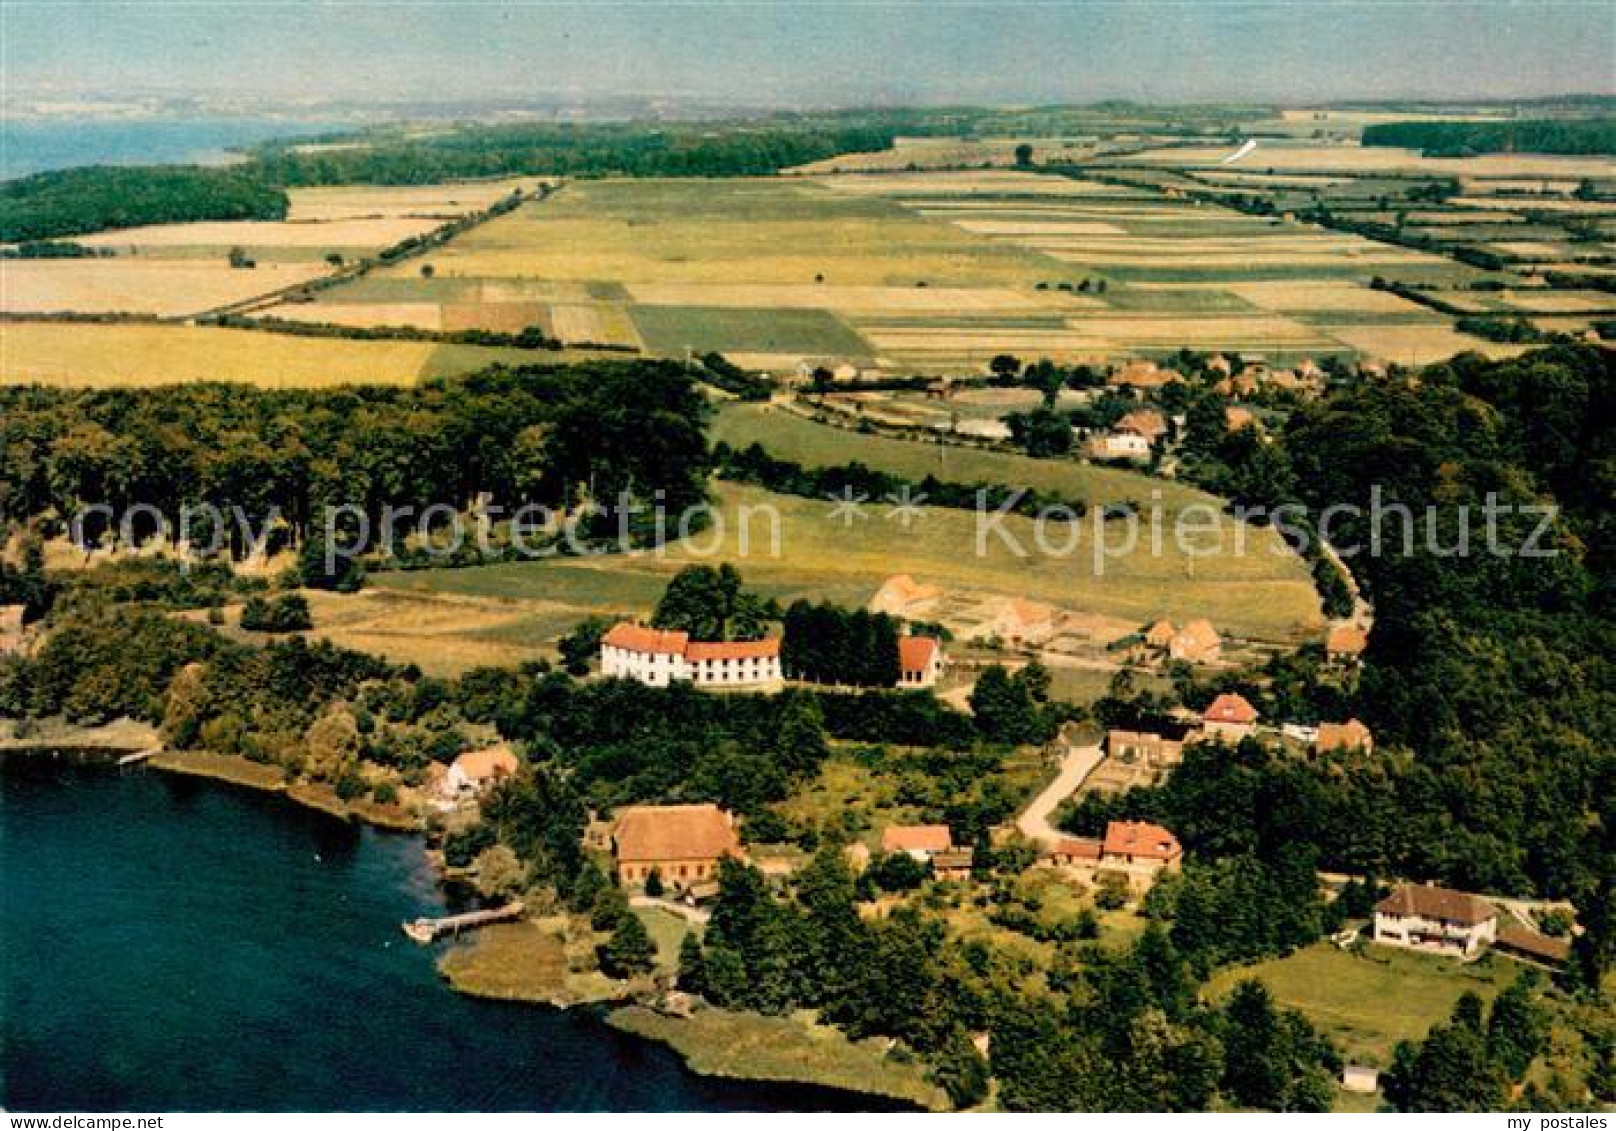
[292,171,1510,372]
[0,322,538,387]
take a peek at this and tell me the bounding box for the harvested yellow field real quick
[76,216,444,250]
[1325,323,1528,364]
[1,259,329,317]
[1219,281,1432,313]
[1450,197,1616,213]
[549,303,642,347]
[261,301,446,330]
[1121,144,1616,179]
[862,327,1108,352]
[1045,249,1436,268]
[951,220,1127,236]
[286,179,548,221]
[625,281,1077,313]
[1491,241,1573,259]
[1064,314,1331,344]
[788,136,1094,174]
[1497,289,1616,313]
[440,301,547,334]
[3,322,440,387]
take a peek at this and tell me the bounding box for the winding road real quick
[1015,742,1105,846]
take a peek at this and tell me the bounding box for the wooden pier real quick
[402,901,524,944]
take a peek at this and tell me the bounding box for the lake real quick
[0,757,895,1111]
[2,119,333,179]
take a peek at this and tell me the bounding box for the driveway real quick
[1016,743,1105,846]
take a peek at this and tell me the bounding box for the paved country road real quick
[1016,743,1105,846]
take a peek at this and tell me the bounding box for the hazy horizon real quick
[6,1,1613,112]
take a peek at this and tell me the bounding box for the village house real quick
[1107,359,1182,392]
[1316,718,1374,754]
[1206,354,1233,376]
[599,622,782,690]
[1085,432,1152,462]
[1046,836,1104,867]
[1225,405,1259,433]
[1107,729,1185,769]
[0,605,26,657]
[986,597,1061,648]
[868,573,944,619]
[898,634,946,689]
[444,744,519,797]
[1114,408,1168,445]
[1325,623,1369,665]
[1494,923,1571,970]
[612,803,742,888]
[1341,1066,1380,1095]
[1202,692,1259,740]
[882,824,954,862]
[1168,618,1221,664]
[1143,618,1176,651]
[931,849,975,882]
[1373,883,1498,958]
[1102,820,1183,871]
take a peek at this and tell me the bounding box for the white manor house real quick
[600,622,783,689]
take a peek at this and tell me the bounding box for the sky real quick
[4,1,1613,109]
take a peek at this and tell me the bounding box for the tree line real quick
[1361,119,1616,157]
[0,165,289,242]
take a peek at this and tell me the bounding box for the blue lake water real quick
[0,758,897,1111]
[2,119,330,179]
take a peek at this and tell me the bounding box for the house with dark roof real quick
[1373,883,1498,958]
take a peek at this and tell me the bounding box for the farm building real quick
[897,634,946,689]
[1373,883,1497,958]
[1107,729,1184,769]
[1202,692,1259,740]
[600,622,782,690]
[612,803,742,888]
[1168,618,1221,664]
[931,849,975,882]
[444,744,519,797]
[882,824,954,861]
[1325,623,1369,664]
[1115,408,1168,444]
[868,573,944,618]
[1085,432,1151,462]
[1316,718,1374,754]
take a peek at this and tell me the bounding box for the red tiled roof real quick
[684,637,781,662]
[614,803,740,864]
[1204,693,1258,724]
[1375,883,1495,927]
[1103,820,1182,862]
[603,622,689,656]
[1326,624,1369,656]
[898,635,939,674]
[882,825,953,854]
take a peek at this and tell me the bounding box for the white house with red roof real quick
[1202,692,1259,740]
[600,622,782,689]
[897,635,946,689]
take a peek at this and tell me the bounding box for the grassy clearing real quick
[712,402,1228,513]
[1205,942,1516,1066]
[438,917,625,1007]
[148,749,287,792]
[631,305,869,357]
[0,322,544,388]
[384,480,1321,642]
[607,1005,947,1110]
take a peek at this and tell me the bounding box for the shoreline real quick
[5,728,940,1110]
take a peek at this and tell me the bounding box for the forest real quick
[1361,118,1616,156]
[0,165,289,242]
[0,360,712,565]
